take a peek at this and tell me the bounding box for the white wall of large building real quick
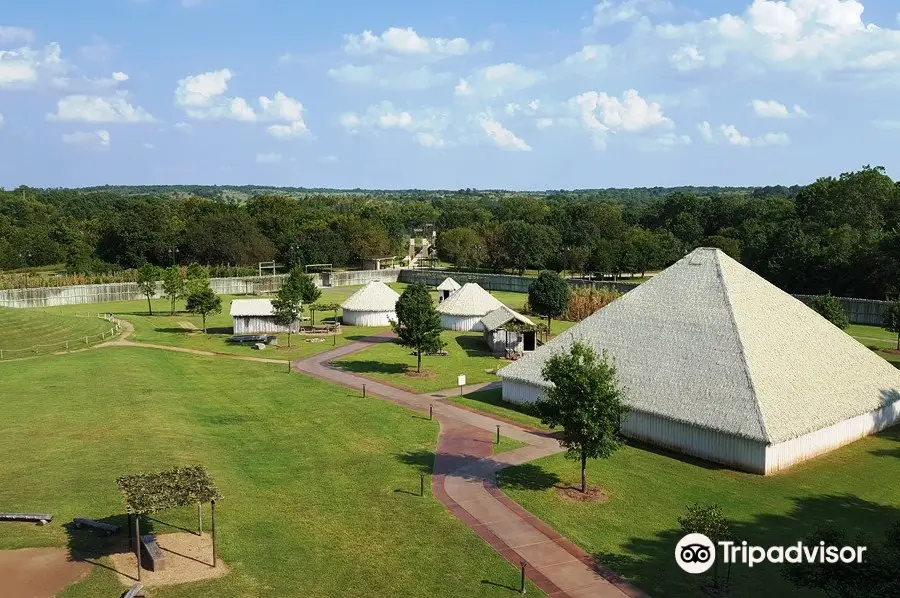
[233,316,298,334]
[343,309,396,327]
[440,314,485,331]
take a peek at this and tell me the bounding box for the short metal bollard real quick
[429,404,433,420]
[520,561,526,594]
[363,384,366,398]
[496,425,500,445]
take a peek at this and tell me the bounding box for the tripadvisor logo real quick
[675,533,868,574]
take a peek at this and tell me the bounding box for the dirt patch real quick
[109,532,229,587]
[882,348,900,355]
[405,369,436,378]
[555,484,609,503]
[0,547,93,598]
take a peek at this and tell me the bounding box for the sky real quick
[1,0,899,190]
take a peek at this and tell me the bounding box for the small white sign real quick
[457,375,466,387]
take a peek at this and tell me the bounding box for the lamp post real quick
[169,247,179,265]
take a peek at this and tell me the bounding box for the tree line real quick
[1,166,898,299]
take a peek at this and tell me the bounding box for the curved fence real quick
[0,313,122,360]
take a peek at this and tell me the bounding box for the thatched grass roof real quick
[341,281,400,312]
[499,248,900,444]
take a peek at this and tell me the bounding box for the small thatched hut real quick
[481,306,536,357]
[436,283,505,331]
[436,277,461,302]
[341,281,400,326]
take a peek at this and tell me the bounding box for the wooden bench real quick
[0,513,52,525]
[73,517,120,536]
[140,535,166,572]
[122,582,145,598]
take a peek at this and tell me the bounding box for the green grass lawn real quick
[500,429,900,597]
[0,348,541,597]
[0,307,115,357]
[494,435,529,454]
[450,389,549,431]
[332,332,509,393]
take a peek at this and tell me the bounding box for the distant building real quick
[341,281,400,326]
[436,283,505,331]
[230,299,299,334]
[436,277,461,302]
[499,248,900,475]
[481,306,536,357]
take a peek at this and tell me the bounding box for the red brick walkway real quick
[294,334,647,598]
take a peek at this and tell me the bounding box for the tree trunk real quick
[170,297,176,316]
[896,331,899,351]
[147,295,153,316]
[287,331,292,347]
[581,451,587,493]
[547,315,552,336]
[202,314,207,334]
[417,350,422,373]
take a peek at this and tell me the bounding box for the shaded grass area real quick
[0,348,542,597]
[0,307,113,355]
[450,388,549,431]
[494,435,529,454]
[500,428,900,597]
[333,332,509,393]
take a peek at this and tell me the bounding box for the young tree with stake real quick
[294,269,322,323]
[185,285,222,334]
[528,270,571,332]
[137,263,161,316]
[271,270,305,347]
[162,265,185,315]
[393,283,443,373]
[884,296,900,350]
[538,341,628,493]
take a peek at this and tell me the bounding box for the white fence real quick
[0,313,122,359]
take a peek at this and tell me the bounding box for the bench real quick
[140,534,166,572]
[0,513,52,525]
[74,517,120,536]
[229,334,276,344]
[122,583,145,598]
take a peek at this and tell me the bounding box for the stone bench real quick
[140,534,166,572]
[74,517,120,536]
[0,513,52,525]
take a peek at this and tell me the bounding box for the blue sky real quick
[1,0,899,189]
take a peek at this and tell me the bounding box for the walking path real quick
[294,336,646,598]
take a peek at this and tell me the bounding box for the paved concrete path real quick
[294,336,646,598]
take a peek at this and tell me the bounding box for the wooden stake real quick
[362,384,366,398]
[198,503,203,535]
[496,425,500,445]
[520,561,526,594]
[211,500,217,568]
[429,404,433,420]
[134,515,141,581]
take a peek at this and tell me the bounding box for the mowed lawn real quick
[0,307,114,356]
[500,429,900,597]
[0,348,541,597]
[38,284,402,361]
[333,331,507,393]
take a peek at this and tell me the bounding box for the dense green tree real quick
[679,504,732,589]
[809,294,850,329]
[185,285,222,334]
[438,227,484,270]
[393,283,443,373]
[528,271,571,330]
[136,263,160,315]
[538,341,629,493]
[883,298,900,350]
[272,269,304,347]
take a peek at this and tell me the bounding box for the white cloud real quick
[454,63,544,99]
[47,93,155,123]
[872,119,900,130]
[342,27,490,56]
[174,70,311,135]
[590,0,672,28]
[652,0,900,85]
[536,117,554,129]
[256,152,283,163]
[476,113,532,151]
[174,121,192,132]
[339,101,449,148]
[0,43,65,87]
[670,45,706,71]
[61,129,110,149]
[0,113,4,128]
[557,44,613,76]
[569,89,671,147]
[112,71,129,82]
[0,26,35,45]
[750,99,808,118]
[700,122,790,146]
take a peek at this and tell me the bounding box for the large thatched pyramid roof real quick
[341,281,400,312]
[436,283,504,316]
[499,248,900,444]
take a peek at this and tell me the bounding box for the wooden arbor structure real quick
[116,466,223,581]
